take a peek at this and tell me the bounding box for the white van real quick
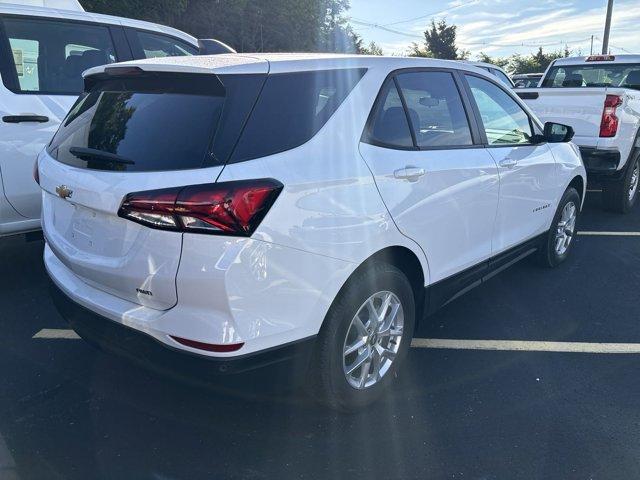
[0,0,227,236]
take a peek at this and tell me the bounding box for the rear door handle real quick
[3,114,49,123]
[499,158,518,168]
[394,166,426,182]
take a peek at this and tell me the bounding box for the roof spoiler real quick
[198,39,236,55]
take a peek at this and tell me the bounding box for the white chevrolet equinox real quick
[40,54,586,409]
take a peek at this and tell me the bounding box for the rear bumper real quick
[579,147,621,176]
[49,279,316,377]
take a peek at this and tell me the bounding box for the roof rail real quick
[0,0,85,11]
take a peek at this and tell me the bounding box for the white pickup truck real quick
[516,54,640,213]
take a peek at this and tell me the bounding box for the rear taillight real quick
[118,179,283,236]
[600,94,622,138]
[33,159,39,185]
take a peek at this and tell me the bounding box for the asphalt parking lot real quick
[2,190,640,480]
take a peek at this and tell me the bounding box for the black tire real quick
[537,187,581,268]
[602,151,640,214]
[307,262,416,410]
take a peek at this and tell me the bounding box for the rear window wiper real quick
[69,147,135,165]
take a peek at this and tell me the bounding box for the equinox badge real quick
[56,185,73,199]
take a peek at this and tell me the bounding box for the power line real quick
[350,16,595,48]
[381,0,479,27]
[349,19,423,40]
[459,37,594,48]
[608,43,632,53]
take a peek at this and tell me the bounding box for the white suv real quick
[0,0,223,236]
[41,54,586,409]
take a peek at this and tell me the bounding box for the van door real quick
[359,70,500,284]
[0,15,122,219]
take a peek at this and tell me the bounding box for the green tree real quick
[509,47,569,74]
[360,41,383,55]
[409,19,466,60]
[80,0,187,25]
[81,0,364,54]
[477,52,509,69]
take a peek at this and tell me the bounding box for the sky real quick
[348,0,639,59]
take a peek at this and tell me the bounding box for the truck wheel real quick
[537,187,580,268]
[307,262,415,410]
[602,152,639,214]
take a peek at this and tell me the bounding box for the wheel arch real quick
[568,175,585,207]
[325,245,429,330]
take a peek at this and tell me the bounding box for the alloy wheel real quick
[342,291,404,389]
[628,161,639,203]
[554,201,577,256]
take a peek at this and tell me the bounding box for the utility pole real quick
[602,0,614,54]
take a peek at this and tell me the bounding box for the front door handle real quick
[499,158,518,168]
[394,166,426,182]
[3,114,49,123]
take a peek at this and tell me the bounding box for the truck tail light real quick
[118,179,283,236]
[599,94,622,138]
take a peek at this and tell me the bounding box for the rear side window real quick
[47,72,265,172]
[395,71,473,148]
[131,30,197,59]
[230,68,367,162]
[1,16,117,94]
[367,79,414,148]
[491,68,513,87]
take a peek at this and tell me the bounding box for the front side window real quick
[135,31,197,58]
[395,71,473,148]
[466,75,533,145]
[1,17,116,94]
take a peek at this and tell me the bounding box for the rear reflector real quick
[600,94,622,138]
[118,179,283,236]
[170,335,244,353]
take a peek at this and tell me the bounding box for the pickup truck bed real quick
[517,86,639,176]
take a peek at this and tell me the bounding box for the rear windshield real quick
[48,72,264,172]
[541,63,640,89]
[230,68,367,163]
[48,68,366,171]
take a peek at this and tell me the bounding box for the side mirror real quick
[198,39,236,55]
[543,122,574,143]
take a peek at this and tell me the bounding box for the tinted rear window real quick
[48,72,265,171]
[230,68,367,163]
[541,63,640,89]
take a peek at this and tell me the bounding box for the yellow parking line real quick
[411,338,640,353]
[33,328,80,339]
[577,231,640,236]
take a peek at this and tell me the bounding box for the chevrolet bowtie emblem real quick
[56,185,73,199]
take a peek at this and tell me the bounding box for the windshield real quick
[541,63,640,89]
